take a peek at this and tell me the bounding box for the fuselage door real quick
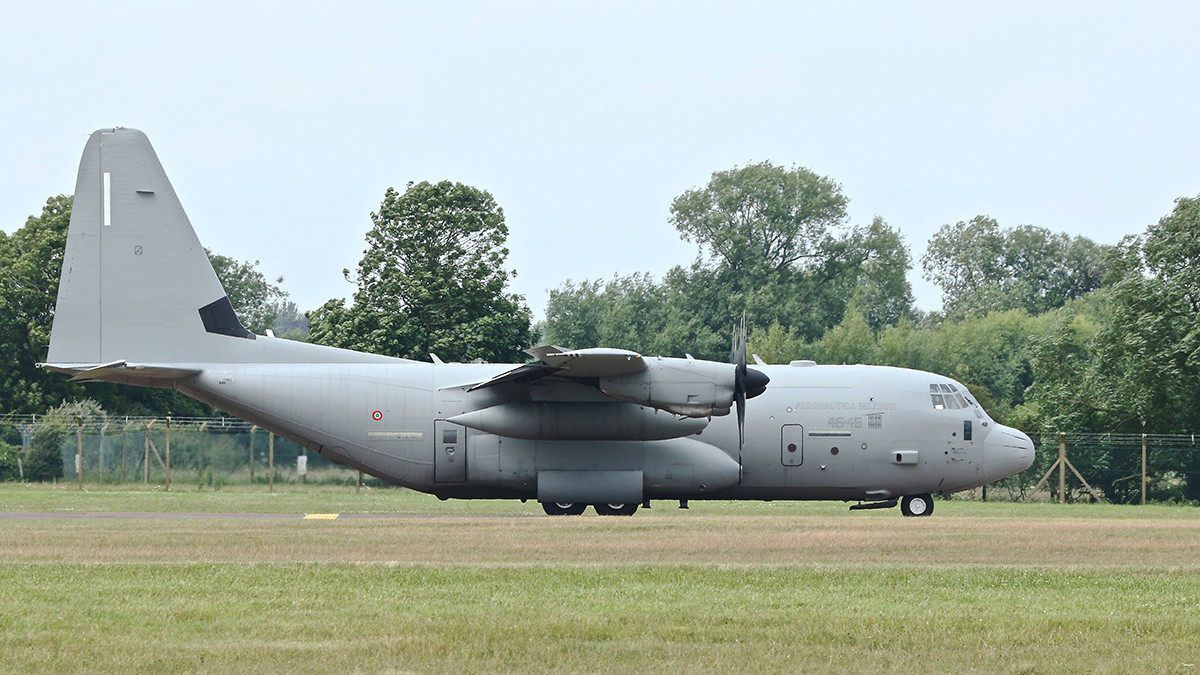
[782,424,804,466]
[434,420,468,483]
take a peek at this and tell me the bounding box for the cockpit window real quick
[930,383,971,411]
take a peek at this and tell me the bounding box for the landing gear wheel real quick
[542,502,587,516]
[593,503,639,516]
[901,494,934,517]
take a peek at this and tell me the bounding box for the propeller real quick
[732,313,770,452]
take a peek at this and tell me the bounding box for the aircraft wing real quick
[467,346,646,391]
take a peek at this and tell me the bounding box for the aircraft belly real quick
[460,436,741,499]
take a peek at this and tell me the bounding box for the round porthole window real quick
[830,447,839,455]
[787,443,797,453]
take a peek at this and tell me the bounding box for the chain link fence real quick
[3,415,1199,503]
[0,414,363,488]
[988,432,1200,504]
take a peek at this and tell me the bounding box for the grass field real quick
[1,485,1199,673]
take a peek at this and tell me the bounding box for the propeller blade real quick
[729,312,770,456]
[733,311,753,453]
[736,388,746,449]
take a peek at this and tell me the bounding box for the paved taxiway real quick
[0,512,529,520]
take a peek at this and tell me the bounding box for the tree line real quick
[3,162,1199,497]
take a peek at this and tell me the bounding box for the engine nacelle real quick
[598,357,736,418]
[448,401,709,441]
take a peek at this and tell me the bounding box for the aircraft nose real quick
[983,424,1035,482]
[744,367,770,399]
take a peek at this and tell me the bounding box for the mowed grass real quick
[1,486,1200,673]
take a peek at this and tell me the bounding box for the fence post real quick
[198,421,208,482]
[1141,433,1148,506]
[76,416,83,490]
[1058,432,1067,504]
[121,419,128,483]
[144,421,150,484]
[269,432,275,493]
[249,426,256,483]
[99,422,109,483]
[18,423,29,481]
[165,416,172,492]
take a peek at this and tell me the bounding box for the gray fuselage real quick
[176,352,1034,503]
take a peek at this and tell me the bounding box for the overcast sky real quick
[4,1,1199,321]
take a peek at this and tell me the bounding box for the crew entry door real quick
[434,420,468,483]
[782,424,804,466]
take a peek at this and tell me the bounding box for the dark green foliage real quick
[669,161,849,275]
[0,442,19,481]
[922,216,1110,319]
[545,163,915,359]
[0,196,77,414]
[24,424,65,482]
[22,400,107,482]
[0,195,293,416]
[206,250,290,335]
[1019,195,1200,436]
[309,181,534,362]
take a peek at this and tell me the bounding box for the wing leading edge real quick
[467,346,646,391]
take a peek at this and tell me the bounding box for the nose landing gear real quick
[900,493,934,517]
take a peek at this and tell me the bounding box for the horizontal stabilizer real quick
[38,360,201,384]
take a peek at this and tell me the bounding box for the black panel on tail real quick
[198,296,256,340]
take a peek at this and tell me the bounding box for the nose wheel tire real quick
[901,494,934,517]
[593,503,639,516]
[542,502,587,516]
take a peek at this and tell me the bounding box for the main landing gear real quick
[541,502,639,516]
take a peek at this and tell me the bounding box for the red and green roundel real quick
[371,410,383,421]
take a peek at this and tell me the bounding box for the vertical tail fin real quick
[46,128,252,365]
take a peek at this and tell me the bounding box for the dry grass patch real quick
[3,487,1200,672]
[3,505,1200,568]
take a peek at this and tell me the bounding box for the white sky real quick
[3,1,1199,320]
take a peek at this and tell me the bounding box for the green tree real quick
[1016,297,1112,434]
[0,441,19,481]
[1012,196,1200,501]
[850,217,914,331]
[669,161,849,275]
[206,250,289,335]
[1086,194,1200,433]
[922,217,1109,319]
[543,165,914,359]
[875,317,935,373]
[309,181,534,362]
[268,300,308,341]
[926,309,1041,422]
[0,195,280,415]
[0,195,76,414]
[23,400,106,482]
[746,321,806,364]
[812,301,877,365]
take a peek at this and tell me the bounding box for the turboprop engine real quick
[598,357,740,418]
[459,344,769,446]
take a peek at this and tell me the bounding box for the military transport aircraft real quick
[39,128,1035,517]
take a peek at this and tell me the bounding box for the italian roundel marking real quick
[372,410,383,421]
